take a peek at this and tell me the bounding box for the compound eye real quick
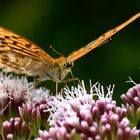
[63,63,67,67]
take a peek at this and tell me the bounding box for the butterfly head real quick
[62,60,74,69]
[55,56,74,80]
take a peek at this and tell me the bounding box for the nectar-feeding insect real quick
[0,13,139,94]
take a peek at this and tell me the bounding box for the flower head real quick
[0,73,50,117]
[0,72,51,138]
[2,117,30,140]
[0,73,34,118]
[121,79,140,127]
[39,81,139,140]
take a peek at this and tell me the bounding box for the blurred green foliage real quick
[0,0,139,101]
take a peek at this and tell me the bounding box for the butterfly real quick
[0,13,139,92]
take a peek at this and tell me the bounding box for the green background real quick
[0,0,139,101]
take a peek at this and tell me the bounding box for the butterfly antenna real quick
[49,45,64,57]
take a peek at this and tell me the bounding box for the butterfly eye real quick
[63,62,73,68]
[63,63,66,67]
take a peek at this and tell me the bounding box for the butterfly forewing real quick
[0,27,55,78]
[66,13,140,62]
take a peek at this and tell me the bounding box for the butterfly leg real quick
[55,81,59,96]
[65,77,81,84]
[62,77,82,88]
[34,77,41,88]
[60,78,83,95]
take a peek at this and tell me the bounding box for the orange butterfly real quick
[0,13,139,93]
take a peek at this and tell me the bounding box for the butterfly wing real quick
[66,13,140,62]
[0,26,55,79]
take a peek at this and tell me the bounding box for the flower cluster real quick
[0,73,32,118]
[36,81,139,140]
[2,117,29,140]
[121,78,140,127]
[0,73,50,139]
[0,73,139,140]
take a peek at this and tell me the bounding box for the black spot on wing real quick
[13,41,18,45]
[0,37,5,41]
[25,43,32,48]
[11,35,18,39]
[4,36,10,39]
[0,50,7,53]
[0,41,8,45]
[0,45,6,48]
[0,55,9,64]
